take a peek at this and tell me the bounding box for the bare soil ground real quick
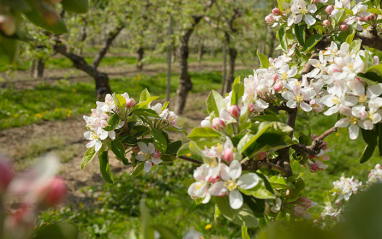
[0,92,209,206]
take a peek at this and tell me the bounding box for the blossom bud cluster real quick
[83,93,131,151]
[0,155,67,238]
[265,0,374,31]
[188,138,260,209]
[367,164,382,185]
[293,197,318,220]
[308,135,330,173]
[151,103,178,126]
[332,176,362,201]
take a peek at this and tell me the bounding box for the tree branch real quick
[357,28,382,51]
[178,156,202,165]
[241,160,289,175]
[92,25,125,69]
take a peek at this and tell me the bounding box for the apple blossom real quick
[325,5,334,14]
[136,142,162,173]
[212,118,225,131]
[323,19,331,27]
[209,160,260,209]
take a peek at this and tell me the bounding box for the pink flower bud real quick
[228,105,241,118]
[369,172,373,177]
[212,118,225,131]
[308,154,316,159]
[286,189,290,196]
[358,17,364,21]
[321,141,328,149]
[255,152,266,160]
[153,150,161,159]
[309,164,318,173]
[265,14,275,24]
[0,157,13,194]
[223,148,234,162]
[274,81,283,92]
[126,98,136,108]
[257,85,268,96]
[323,19,331,27]
[294,205,305,217]
[272,8,281,16]
[365,15,374,21]
[325,5,334,15]
[132,146,140,153]
[312,0,319,4]
[38,177,67,207]
[340,23,348,31]
[374,56,380,65]
[377,164,382,169]
[0,15,16,36]
[248,103,255,114]
[273,74,279,82]
[312,134,318,140]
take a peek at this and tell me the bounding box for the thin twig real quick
[242,160,289,175]
[178,156,202,165]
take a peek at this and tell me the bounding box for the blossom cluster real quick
[83,93,130,151]
[188,138,260,209]
[367,164,382,185]
[265,0,374,30]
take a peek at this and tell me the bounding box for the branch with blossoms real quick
[81,0,382,230]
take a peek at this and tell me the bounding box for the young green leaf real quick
[207,90,225,115]
[110,140,129,165]
[81,146,96,170]
[61,0,89,13]
[301,34,323,53]
[103,114,121,131]
[278,27,287,51]
[99,151,113,183]
[151,128,167,154]
[257,50,270,68]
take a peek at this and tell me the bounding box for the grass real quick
[0,69,252,130]
[38,161,241,239]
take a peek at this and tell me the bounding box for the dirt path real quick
[0,92,208,205]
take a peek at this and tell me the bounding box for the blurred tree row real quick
[6,0,277,113]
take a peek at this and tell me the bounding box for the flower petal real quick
[237,173,260,190]
[137,142,148,153]
[229,190,243,209]
[229,160,242,180]
[143,161,153,173]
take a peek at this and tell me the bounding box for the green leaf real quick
[188,127,221,142]
[151,225,180,239]
[161,102,169,111]
[358,64,382,83]
[110,140,129,165]
[278,27,287,52]
[346,31,356,45]
[130,108,159,117]
[166,141,182,155]
[257,50,270,68]
[359,128,378,163]
[131,163,144,176]
[103,114,121,131]
[151,128,167,154]
[112,93,125,112]
[61,0,89,13]
[99,151,113,183]
[238,122,293,158]
[378,123,382,157]
[294,24,306,46]
[81,146,96,170]
[0,35,18,63]
[349,39,361,53]
[359,143,376,164]
[231,78,245,106]
[240,178,275,199]
[332,9,346,27]
[136,96,160,109]
[242,226,250,239]
[34,222,80,239]
[269,175,295,189]
[207,90,225,115]
[139,200,155,239]
[177,143,191,157]
[215,197,259,228]
[23,3,67,34]
[301,34,323,53]
[139,89,151,103]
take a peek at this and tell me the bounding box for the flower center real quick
[225,180,237,191]
[349,116,358,125]
[359,95,367,103]
[296,94,303,102]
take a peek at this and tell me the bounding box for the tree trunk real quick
[95,72,112,100]
[174,36,193,115]
[137,47,144,71]
[54,41,112,101]
[198,43,204,63]
[30,59,36,78]
[34,58,45,79]
[225,46,237,93]
[224,32,237,93]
